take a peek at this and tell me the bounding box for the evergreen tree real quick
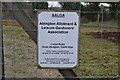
[59,2,80,10]
[109,3,120,20]
[81,2,100,22]
[109,3,120,12]
[82,2,100,12]
[32,2,48,10]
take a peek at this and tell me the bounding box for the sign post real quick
[38,12,79,68]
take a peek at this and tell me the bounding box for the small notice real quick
[38,12,79,68]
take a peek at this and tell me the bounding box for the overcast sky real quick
[48,1,61,7]
[48,1,110,7]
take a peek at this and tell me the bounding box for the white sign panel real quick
[38,12,79,68]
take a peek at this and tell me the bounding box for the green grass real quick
[3,25,30,39]
[3,25,37,77]
[13,69,26,74]
[80,27,119,32]
[81,21,119,28]
[4,54,14,59]
[3,25,119,77]
[3,25,22,30]
[74,27,119,77]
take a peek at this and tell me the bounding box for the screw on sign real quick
[38,12,79,68]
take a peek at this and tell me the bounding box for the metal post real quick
[4,2,79,80]
[118,12,120,28]
[118,11,120,79]
[0,2,4,80]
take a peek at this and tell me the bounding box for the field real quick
[3,25,119,78]
[81,21,119,28]
[74,27,119,78]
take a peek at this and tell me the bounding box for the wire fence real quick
[0,1,120,79]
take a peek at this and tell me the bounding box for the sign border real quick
[37,11,80,69]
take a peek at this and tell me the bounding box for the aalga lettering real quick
[52,13,65,18]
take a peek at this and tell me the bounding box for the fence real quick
[0,1,120,80]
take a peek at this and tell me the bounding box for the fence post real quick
[0,2,4,80]
[4,2,79,80]
[97,13,100,27]
[118,12,120,79]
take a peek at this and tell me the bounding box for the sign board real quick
[38,12,79,68]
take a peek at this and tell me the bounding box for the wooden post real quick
[0,2,4,80]
[97,13,100,27]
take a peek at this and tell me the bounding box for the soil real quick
[85,32,120,45]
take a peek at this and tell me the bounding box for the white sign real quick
[38,12,79,68]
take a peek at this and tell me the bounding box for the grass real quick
[74,27,119,77]
[81,21,119,28]
[80,27,119,32]
[13,69,26,74]
[3,25,30,39]
[3,25,119,78]
[4,54,14,59]
[3,25,38,78]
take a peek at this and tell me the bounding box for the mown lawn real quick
[3,25,119,78]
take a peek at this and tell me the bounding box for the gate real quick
[0,1,120,80]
